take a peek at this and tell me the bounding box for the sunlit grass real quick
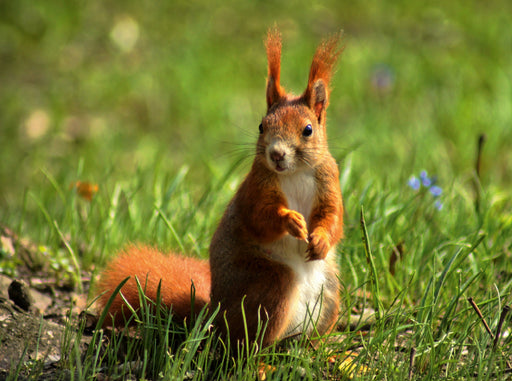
[1,0,512,379]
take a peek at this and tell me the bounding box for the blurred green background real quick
[1,0,511,231]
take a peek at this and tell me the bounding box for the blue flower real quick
[420,170,432,187]
[408,176,421,190]
[407,170,444,211]
[429,185,442,197]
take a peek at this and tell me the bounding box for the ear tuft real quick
[265,27,285,109]
[303,32,343,123]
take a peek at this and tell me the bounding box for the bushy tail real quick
[96,246,211,327]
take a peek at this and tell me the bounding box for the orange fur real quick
[265,27,286,108]
[97,246,210,326]
[306,33,343,95]
[304,32,343,123]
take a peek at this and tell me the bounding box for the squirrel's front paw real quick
[306,230,330,261]
[284,210,309,242]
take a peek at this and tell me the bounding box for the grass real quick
[1,0,512,379]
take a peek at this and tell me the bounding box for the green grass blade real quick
[155,205,185,253]
[360,205,383,320]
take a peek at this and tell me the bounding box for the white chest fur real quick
[279,170,316,223]
[265,170,331,335]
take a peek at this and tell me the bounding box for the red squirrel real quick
[97,28,344,348]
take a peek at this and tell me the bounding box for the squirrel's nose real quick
[270,149,285,163]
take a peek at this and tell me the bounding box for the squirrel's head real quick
[257,28,343,175]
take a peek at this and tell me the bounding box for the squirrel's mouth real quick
[273,160,296,174]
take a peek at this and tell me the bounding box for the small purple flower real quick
[370,64,395,93]
[429,185,442,197]
[408,176,421,190]
[420,170,432,187]
[434,200,443,211]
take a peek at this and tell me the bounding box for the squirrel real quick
[97,28,344,348]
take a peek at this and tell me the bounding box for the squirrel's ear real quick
[306,79,328,122]
[303,32,343,123]
[265,27,285,109]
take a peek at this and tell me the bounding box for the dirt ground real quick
[0,226,93,380]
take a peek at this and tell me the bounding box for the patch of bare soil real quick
[0,226,91,380]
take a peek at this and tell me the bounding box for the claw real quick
[284,210,309,241]
[306,230,330,261]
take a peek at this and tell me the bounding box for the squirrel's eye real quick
[258,123,263,134]
[302,124,313,137]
